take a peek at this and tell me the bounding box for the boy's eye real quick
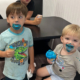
[19,16,22,18]
[65,38,69,40]
[11,16,14,19]
[73,39,78,42]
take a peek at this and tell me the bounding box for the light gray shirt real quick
[52,44,80,80]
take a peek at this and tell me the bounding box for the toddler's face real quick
[7,12,26,30]
[21,0,31,5]
[61,34,80,53]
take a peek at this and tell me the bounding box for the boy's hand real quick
[4,49,15,58]
[47,58,53,64]
[28,63,35,73]
[33,15,42,25]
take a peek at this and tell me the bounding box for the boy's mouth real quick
[66,44,74,52]
[12,24,21,30]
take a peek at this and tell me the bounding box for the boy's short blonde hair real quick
[6,2,28,17]
[62,24,80,39]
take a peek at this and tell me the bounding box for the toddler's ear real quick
[79,42,80,47]
[60,36,63,43]
[78,41,80,47]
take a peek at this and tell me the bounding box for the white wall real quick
[0,0,16,19]
[43,0,54,17]
[1,0,80,25]
[43,0,80,25]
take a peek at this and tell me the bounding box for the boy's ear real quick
[60,36,63,43]
[7,17,9,23]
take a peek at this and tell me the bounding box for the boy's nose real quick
[15,18,19,23]
[16,21,18,23]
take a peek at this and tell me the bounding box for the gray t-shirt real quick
[53,44,80,80]
[0,27,33,80]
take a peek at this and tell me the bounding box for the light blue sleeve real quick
[29,30,33,47]
[0,34,7,50]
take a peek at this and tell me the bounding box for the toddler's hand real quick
[47,58,53,64]
[4,49,15,58]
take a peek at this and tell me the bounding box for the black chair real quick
[32,0,43,17]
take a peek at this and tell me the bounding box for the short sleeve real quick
[75,51,80,74]
[0,35,7,50]
[27,0,34,11]
[29,30,33,47]
[53,45,58,54]
[53,44,62,55]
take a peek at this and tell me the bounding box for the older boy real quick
[0,2,35,80]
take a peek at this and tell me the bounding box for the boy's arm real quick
[28,46,35,73]
[0,35,14,58]
[28,46,34,65]
[0,35,6,57]
[0,50,6,57]
[0,50,14,58]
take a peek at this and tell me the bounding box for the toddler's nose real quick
[68,40,73,45]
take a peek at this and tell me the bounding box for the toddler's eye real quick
[73,39,78,42]
[65,38,69,40]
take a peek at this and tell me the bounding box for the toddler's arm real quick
[47,58,53,64]
[46,50,56,64]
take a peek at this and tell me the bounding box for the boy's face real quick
[61,34,80,53]
[7,12,26,30]
[21,0,31,4]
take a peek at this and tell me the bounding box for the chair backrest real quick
[0,15,3,19]
[32,0,43,17]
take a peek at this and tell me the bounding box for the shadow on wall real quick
[0,15,3,19]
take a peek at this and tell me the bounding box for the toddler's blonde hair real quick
[62,24,80,39]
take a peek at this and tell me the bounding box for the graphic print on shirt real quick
[9,38,28,65]
[56,55,65,69]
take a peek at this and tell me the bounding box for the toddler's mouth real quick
[66,44,74,48]
[66,44,74,52]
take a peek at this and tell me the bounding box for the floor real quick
[29,40,50,80]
